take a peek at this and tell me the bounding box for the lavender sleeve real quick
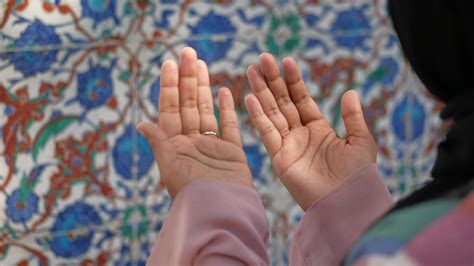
[146,180,269,266]
[290,163,394,266]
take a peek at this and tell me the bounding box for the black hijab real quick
[388,0,474,209]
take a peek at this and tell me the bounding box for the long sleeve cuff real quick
[147,180,269,266]
[290,163,393,266]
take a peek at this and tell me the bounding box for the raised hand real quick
[137,47,252,199]
[245,54,377,210]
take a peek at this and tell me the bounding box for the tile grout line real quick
[0,28,389,52]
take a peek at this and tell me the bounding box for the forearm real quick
[290,164,393,266]
[147,180,269,265]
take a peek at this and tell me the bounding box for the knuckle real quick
[198,102,214,114]
[265,105,280,117]
[222,120,239,130]
[277,95,293,107]
[260,124,275,137]
[159,105,179,114]
[287,77,303,87]
[279,127,290,137]
[342,111,363,120]
[180,98,197,108]
[266,75,280,83]
[295,94,311,105]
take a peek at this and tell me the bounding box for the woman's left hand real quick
[137,47,252,199]
[245,53,377,210]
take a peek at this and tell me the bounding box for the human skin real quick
[245,53,377,210]
[137,48,376,210]
[137,47,252,199]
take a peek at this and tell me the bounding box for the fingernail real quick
[136,123,145,135]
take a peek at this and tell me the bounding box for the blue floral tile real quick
[49,202,103,258]
[1,0,145,50]
[375,74,442,199]
[0,0,444,264]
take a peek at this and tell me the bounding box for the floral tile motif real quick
[0,0,443,265]
[1,1,143,49]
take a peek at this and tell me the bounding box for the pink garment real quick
[290,164,393,265]
[147,164,392,265]
[146,181,270,265]
[402,192,474,265]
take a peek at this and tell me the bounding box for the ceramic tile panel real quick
[0,0,443,265]
[0,1,146,51]
[0,0,3,48]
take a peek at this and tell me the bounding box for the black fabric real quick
[388,0,474,102]
[387,0,474,209]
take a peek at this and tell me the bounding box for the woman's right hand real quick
[137,47,252,199]
[245,53,377,211]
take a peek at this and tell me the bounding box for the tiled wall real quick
[0,0,443,265]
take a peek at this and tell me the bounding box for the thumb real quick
[136,122,175,169]
[340,90,371,140]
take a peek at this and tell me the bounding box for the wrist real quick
[300,163,379,211]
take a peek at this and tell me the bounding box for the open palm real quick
[138,48,252,199]
[245,54,376,210]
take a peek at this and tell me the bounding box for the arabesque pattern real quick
[0,0,443,265]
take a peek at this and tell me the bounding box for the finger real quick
[246,64,290,137]
[245,94,282,157]
[158,60,182,137]
[136,122,175,173]
[282,57,323,124]
[259,53,301,128]
[341,90,371,139]
[179,47,200,134]
[218,87,242,147]
[197,60,218,135]
[136,122,179,198]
